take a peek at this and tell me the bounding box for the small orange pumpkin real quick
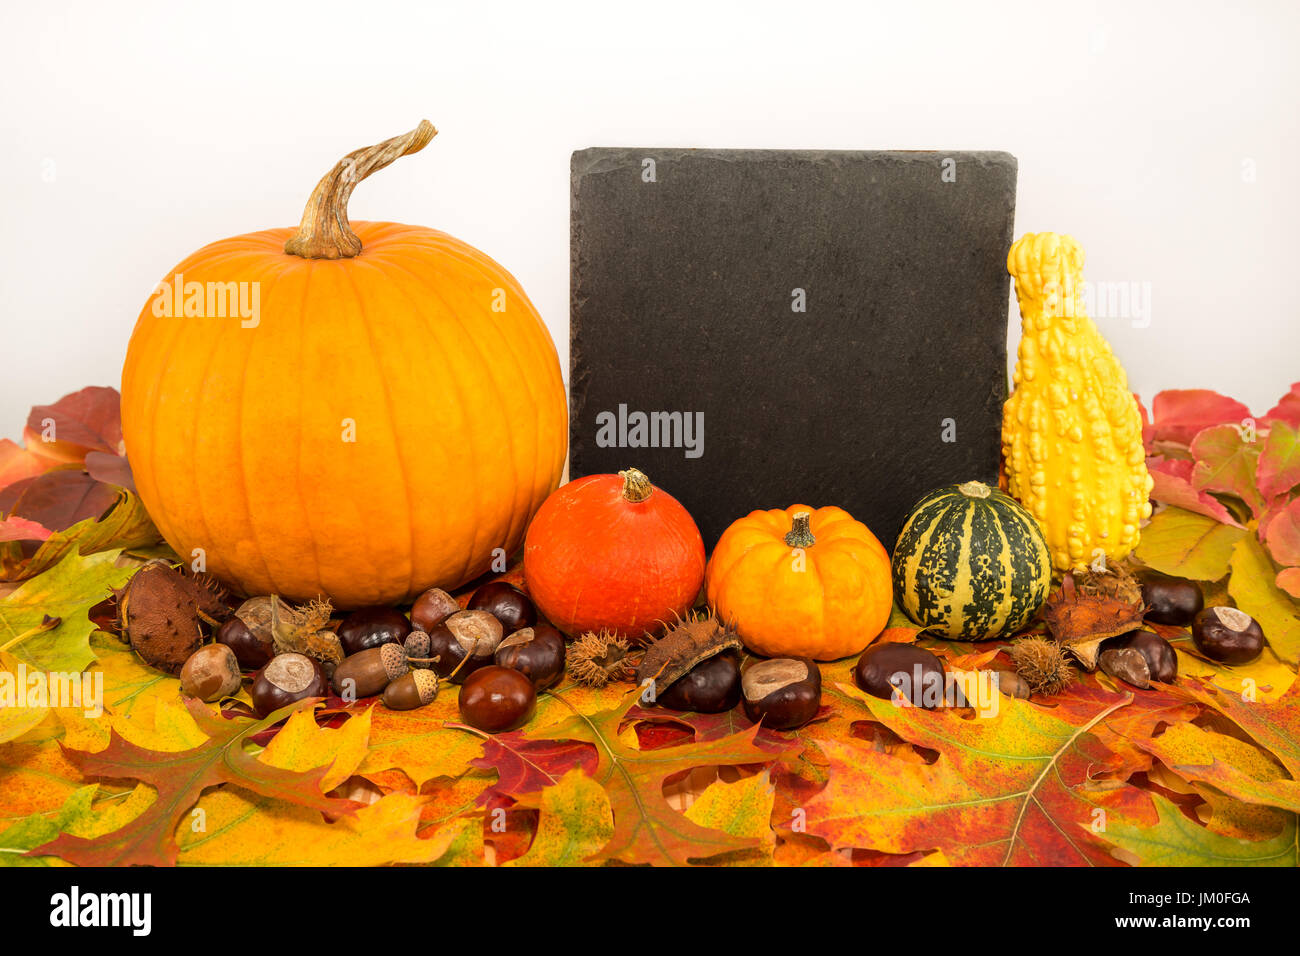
[120,122,567,607]
[705,505,891,660]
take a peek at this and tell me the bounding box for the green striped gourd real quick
[892,480,1051,640]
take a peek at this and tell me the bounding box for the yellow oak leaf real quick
[259,707,373,792]
[505,770,613,867]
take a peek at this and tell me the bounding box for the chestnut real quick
[383,670,440,710]
[337,606,411,655]
[180,644,242,702]
[426,610,504,682]
[331,643,410,701]
[656,653,742,713]
[741,657,821,729]
[468,581,537,633]
[992,670,1031,700]
[494,624,566,690]
[216,616,274,671]
[250,653,328,718]
[458,665,536,733]
[1138,569,1204,626]
[410,587,459,633]
[1192,606,1265,664]
[1101,629,1177,683]
[854,643,945,708]
[1098,647,1152,689]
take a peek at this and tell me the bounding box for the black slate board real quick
[570,148,1017,552]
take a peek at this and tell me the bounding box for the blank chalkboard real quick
[570,148,1017,552]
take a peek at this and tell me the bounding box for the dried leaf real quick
[504,770,613,867]
[34,697,357,866]
[1133,507,1246,581]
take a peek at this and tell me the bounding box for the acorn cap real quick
[380,641,410,680]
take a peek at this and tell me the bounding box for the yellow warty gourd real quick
[1002,233,1153,572]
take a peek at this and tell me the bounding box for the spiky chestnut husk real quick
[634,611,743,692]
[1009,637,1076,695]
[1074,562,1143,607]
[235,596,342,667]
[568,629,637,688]
[115,562,231,674]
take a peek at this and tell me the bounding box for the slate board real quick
[570,148,1017,552]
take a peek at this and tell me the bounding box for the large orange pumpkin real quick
[120,122,567,608]
[705,505,892,660]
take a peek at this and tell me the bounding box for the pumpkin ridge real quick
[292,259,327,595]
[413,253,544,558]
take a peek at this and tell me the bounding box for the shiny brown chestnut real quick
[854,643,945,708]
[1138,569,1204,626]
[410,588,460,633]
[494,624,566,690]
[180,644,242,702]
[337,606,412,656]
[657,653,742,713]
[250,653,328,718]
[1192,607,1265,664]
[427,610,504,682]
[216,616,274,671]
[1102,629,1178,683]
[468,582,537,633]
[741,657,821,729]
[458,665,536,733]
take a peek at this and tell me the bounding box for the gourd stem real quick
[785,512,816,548]
[619,468,654,503]
[284,120,437,260]
[958,480,992,499]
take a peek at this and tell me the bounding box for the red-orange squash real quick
[120,122,567,608]
[523,468,705,639]
[705,505,892,660]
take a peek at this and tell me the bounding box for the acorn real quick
[494,625,566,690]
[382,670,440,710]
[992,670,1031,700]
[250,653,328,718]
[410,587,459,633]
[331,643,410,701]
[180,644,242,702]
[1137,569,1204,626]
[337,606,411,655]
[1192,607,1265,664]
[741,657,821,729]
[468,581,537,633]
[404,629,433,668]
[426,610,504,682]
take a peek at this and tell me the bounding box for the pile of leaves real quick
[0,388,1296,867]
[1137,384,1300,666]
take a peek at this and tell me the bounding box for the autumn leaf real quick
[1134,507,1247,581]
[0,440,48,492]
[353,694,486,788]
[1101,793,1297,866]
[1147,389,1253,448]
[683,770,776,865]
[526,688,790,865]
[1264,383,1300,428]
[504,770,613,867]
[1228,536,1300,664]
[0,548,134,672]
[467,728,597,807]
[1147,458,1245,526]
[177,788,470,866]
[1191,424,1265,517]
[1139,722,1299,815]
[34,697,358,866]
[804,684,1155,866]
[1257,420,1300,499]
[0,471,120,540]
[24,386,124,462]
[258,706,373,792]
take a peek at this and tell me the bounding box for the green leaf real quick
[1258,420,1300,499]
[0,549,134,672]
[0,786,99,867]
[504,770,614,867]
[1102,793,1297,866]
[1134,507,1246,581]
[1228,535,1300,665]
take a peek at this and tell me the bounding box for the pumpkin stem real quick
[619,468,654,503]
[284,120,437,260]
[784,512,816,548]
[957,480,992,499]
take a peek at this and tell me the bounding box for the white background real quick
[3,0,1297,440]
